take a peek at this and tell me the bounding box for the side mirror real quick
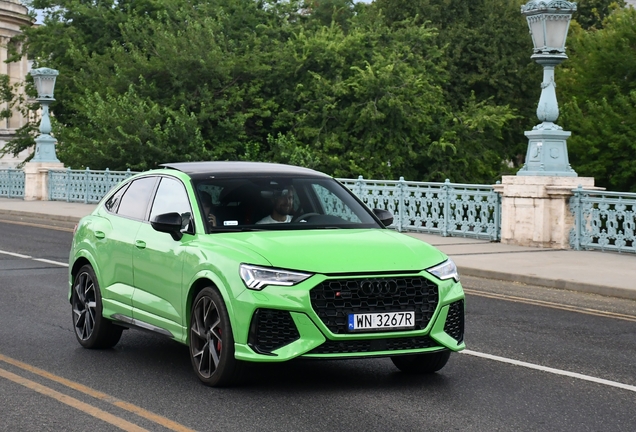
[373,208,394,227]
[150,212,183,241]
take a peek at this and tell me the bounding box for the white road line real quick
[33,258,69,268]
[462,349,636,393]
[0,250,32,259]
[0,250,68,268]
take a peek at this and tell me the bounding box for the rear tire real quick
[391,350,451,374]
[189,287,244,387]
[71,264,123,349]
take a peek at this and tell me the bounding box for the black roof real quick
[160,161,330,179]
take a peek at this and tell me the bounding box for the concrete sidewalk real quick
[1,197,635,301]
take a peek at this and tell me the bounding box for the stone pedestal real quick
[24,161,64,201]
[494,176,598,249]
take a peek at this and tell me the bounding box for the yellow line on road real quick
[0,367,148,432]
[464,288,636,323]
[0,354,195,432]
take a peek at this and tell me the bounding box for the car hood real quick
[215,229,447,274]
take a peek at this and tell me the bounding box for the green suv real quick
[69,162,465,386]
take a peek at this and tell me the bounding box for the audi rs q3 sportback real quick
[69,162,465,386]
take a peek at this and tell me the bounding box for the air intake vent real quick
[248,309,300,354]
[444,300,464,344]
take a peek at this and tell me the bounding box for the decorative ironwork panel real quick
[313,184,360,222]
[570,187,636,254]
[445,182,502,240]
[49,168,136,203]
[339,176,402,228]
[0,169,25,198]
[339,176,501,240]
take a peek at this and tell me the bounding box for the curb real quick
[0,209,82,223]
[0,209,81,230]
[458,267,636,302]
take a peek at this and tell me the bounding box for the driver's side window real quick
[149,177,193,232]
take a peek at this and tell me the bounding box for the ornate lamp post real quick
[30,67,60,163]
[518,0,577,176]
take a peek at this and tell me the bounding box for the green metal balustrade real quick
[15,167,636,253]
[43,169,503,240]
[570,187,636,254]
[0,169,25,198]
[48,168,135,203]
[339,176,501,240]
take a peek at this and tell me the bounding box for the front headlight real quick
[427,259,460,283]
[239,264,313,290]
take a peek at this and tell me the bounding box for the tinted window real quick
[104,184,129,213]
[150,177,193,231]
[117,177,157,220]
[191,176,379,231]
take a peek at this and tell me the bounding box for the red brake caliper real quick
[217,328,222,352]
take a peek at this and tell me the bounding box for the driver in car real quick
[256,187,295,224]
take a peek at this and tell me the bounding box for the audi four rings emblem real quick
[360,279,399,295]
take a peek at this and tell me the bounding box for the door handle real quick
[135,240,146,249]
[94,231,105,239]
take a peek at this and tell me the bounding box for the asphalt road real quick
[0,221,635,432]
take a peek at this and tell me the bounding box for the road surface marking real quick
[33,257,69,267]
[0,367,148,432]
[0,249,68,267]
[0,249,31,259]
[462,350,636,393]
[0,354,195,432]
[464,288,636,323]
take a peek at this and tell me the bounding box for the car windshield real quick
[193,176,381,232]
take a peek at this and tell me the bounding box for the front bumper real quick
[231,272,465,362]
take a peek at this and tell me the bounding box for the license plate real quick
[348,311,415,331]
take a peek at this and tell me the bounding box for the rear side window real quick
[116,177,157,220]
[104,184,129,213]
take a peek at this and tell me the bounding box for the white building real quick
[0,0,32,168]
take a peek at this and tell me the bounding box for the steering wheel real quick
[292,212,321,223]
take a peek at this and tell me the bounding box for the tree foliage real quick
[560,6,636,191]
[573,0,626,30]
[3,0,633,188]
[2,0,517,183]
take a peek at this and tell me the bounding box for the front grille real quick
[444,300,464,344]
[310,276,439,334]
[307,335,438,354]
[248,309,300,354]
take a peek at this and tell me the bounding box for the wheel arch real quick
[69,252,99,304]
[184,271,237,345]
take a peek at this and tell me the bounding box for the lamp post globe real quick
[517,0,577,176]
[30,67,60,163]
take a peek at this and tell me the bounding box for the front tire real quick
[391,350,451,374]
[71,264,123,349]
[189,287,244,387]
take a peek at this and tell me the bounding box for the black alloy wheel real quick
[189,287,244,386]
[72,264,123,349]
[391,350,451,374]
